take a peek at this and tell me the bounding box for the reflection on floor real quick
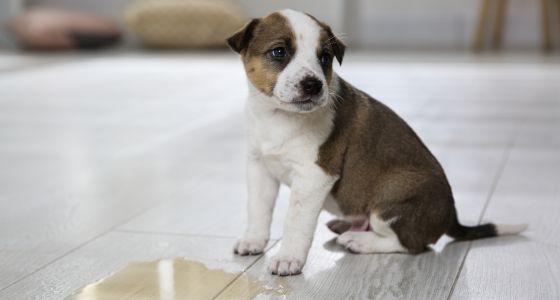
[0,51,559,299]
[73,258,288,299]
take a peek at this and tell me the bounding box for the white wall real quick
[233,0,345,34]
[350,0,550,50]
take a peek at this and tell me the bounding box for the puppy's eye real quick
[270,47,287,59]
[320,53,331,65]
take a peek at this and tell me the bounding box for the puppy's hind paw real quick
[337,231,372,254]
[326,219,351,234]
[268,256,303,276]
[233,238,266,256]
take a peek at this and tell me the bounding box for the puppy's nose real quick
[300,76,323,96]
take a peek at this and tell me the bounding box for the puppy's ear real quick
[226,18,260,53]
[304,12,346,64]
[326,28,346,65]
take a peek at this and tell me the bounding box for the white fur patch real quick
[239,10,340,275]
[496,223,528,235]
[273,9,328,105]
[337,213,406,254]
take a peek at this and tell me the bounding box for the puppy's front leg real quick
[234,155,280,256]
[269,165,337,276]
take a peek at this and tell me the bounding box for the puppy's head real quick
[227,9,345,113]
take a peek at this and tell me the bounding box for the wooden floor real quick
[0,51,559,299]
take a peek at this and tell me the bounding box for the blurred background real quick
[1,1,560,299]
[1,0,560,50]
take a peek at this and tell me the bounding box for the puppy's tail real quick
[447,220,528,241]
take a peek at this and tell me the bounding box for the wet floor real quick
[71,258,289,300]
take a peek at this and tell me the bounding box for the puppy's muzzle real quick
[300,76,323,98]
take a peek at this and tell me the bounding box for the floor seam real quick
[0,171,220,292]
[446,140,514,300]
[0,109,238,292]
[0,206,152,294]
[0,56,94,74]
[211,240,281,300]
[115,228,281,241]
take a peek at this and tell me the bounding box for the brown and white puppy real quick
[227,9,527,276]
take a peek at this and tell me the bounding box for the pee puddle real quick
[71,258,289,300]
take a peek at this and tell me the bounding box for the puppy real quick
[227,9,527,276]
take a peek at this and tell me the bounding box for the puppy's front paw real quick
[268,256,303,276]
[233,238,267,256]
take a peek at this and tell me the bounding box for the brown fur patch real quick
[238,13,296,96]
[317,79,457,253]
[228,12,344,96]
[317,30,335,84]
[305,13,345,66]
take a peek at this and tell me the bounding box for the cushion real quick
[125,0,246,48]
[6,8,121,50]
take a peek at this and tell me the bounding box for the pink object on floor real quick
[6,8,121,50]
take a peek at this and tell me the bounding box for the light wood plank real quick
[451,148,560,299]
[0,56,247,288]
[0,51,75,72]
[0,231,270,299]
[413,118,517,147]
[118,116,291,240]
[0,121,250,290]
[219,226,467,300]
[1,52,559,298]
[516,119,560,148]
[120,145,506,238]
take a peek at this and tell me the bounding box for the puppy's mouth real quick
[291,97,314,105]
[282,96,326,113]
[275,94,327,112]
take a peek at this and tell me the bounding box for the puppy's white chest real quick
[246,90,335,187]
[253,125,306,186]
[262,155,293,186]
[248,112,332,187]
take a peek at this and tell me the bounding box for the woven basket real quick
[125,0,246,48]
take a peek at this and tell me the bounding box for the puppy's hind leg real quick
[337,213,407,254]
[327,216,370,234]
[337,231,406,254]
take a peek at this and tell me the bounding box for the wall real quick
[350,0,550,50]
[233,0,345,34]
